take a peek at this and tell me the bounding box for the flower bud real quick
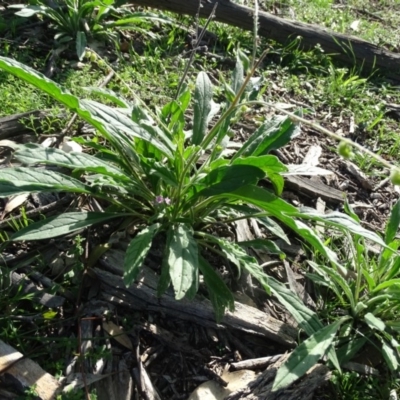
[338,141,354,159]
[390,167,400,186]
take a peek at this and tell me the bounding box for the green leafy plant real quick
[272,200,400,391]
[0,53,388,387]
[10,0,172,60]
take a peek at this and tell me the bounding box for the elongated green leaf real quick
[197,165,265,197]
[382,340,399,371]
[76,31,87,60]
[0,167,94,197]
[272,318,345,392]
[0,57,175,160]
[167,224,199,300]
[13,5,44,17]
[268,276,323,336]
[14,143,130,181]
[199,256,235,322]
[0,57,81,110]
[124,224,160,286]
[11,212,125,241]
[297,208,386,248]
[232,116,301,160]
[308,262,355,310]
[364,312,386,332]
[192,72,213,145]
[226,185,344,270]
[386,199,400,244]
[81,99,175,158]
[83,87,131,108]
[238,239,285,258]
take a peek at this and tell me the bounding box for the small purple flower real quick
[155,195,164,204]
[154,196,172,206]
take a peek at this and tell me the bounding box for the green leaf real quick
[0,167,94,197]
[382,340,399,371]
[14,143,130,181]
[197,165,265,197]
[297,208,386,248]
[0,57,81,110]
[272,318,345,392]
[167,224,199,300]
[231,155,287,174]
[83,87,131,108]
[199,256,235,322]
[81,99,175,158]
[76,31,87,61]
[124,224,160,286]
[233,116,301,159]
[238,239,285,258]
[386,198,400,244]
[10,212,124,241]
[226,185,345,271]
[364,312,386,332]
[192,72,213,145]
[268,276,323,336]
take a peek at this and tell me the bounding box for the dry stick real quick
[52,69,115,149]
[246,100,395,171]
[172,1,218,104]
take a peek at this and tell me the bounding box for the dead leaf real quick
[1,194,29,220]
[102,320,133,351]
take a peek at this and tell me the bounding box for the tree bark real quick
[131,0,400,82]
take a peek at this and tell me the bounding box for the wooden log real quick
[94,250,298,347]
[0,340,60,400]
[225,354,331,400]
[130,0,400,81]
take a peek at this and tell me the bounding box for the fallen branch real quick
[131,0,400,81]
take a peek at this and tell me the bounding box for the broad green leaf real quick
[231,155,287,195]
[13,5,44,17]
[76,31,87,60]
[336,336,367,365]
[373,279,400,292]
[192,72,213,145]
[124,224,160,286]
[11,212,125,241]
[232,116,301,160]
[272,318,345,392]
[231,155,287,174]
[231,52,244,95]
[382,340,399,371]
[0,167,94,197]
[386,198,400,244]
[14,143,130,181]
[167,224,199,300]
[364,312,386,332]
[197,165,265,197]
[199,256,235,322]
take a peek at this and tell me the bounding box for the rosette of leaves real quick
[0,53,389,389]
[10,0,173,60]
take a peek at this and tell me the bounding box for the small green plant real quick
[272,199,400,391]
[10,0,173,60]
